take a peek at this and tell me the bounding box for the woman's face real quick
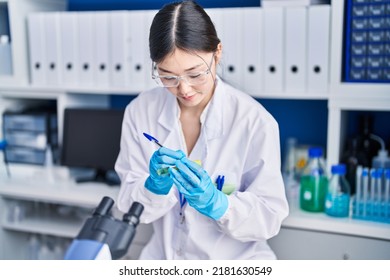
[155,49,218,110]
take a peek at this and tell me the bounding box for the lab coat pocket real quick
[211,171,239,195]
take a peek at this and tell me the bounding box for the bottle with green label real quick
[299,147,328,212]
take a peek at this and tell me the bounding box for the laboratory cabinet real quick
[0,168,153,259]
[0,0,389,260]
[268,203,390,259]
[269,227,390,260]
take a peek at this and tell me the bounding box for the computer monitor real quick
[61,108,125,186]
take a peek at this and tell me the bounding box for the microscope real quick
[64,196,144,260]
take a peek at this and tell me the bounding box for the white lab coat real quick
[115,78,289,259]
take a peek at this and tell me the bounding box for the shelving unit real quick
[0,0,389,260]
[0,0,67,87]
[326,0,390,169]
[268,203,390,259]
[0,170,153,259]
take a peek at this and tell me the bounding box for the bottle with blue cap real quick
[325,164,351,218]
[299,147,328,212]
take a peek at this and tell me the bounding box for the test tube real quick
[377,168,383,218]
[370,168,377,218]
[385,169,390,219]
[362,168,369,218]
[355,166,363,217]
[377,169,384,218]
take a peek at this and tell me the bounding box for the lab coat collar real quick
[157,76,225,140]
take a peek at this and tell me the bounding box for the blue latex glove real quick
[169,157,228,220]
[145,147,185,195]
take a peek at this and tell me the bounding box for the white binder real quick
[93,12,110,87]
[221,8,243,89]
[77,12,95,87]
[144,10,158,90]
[242,7,263,97]
[128,10,148,92]
[59,12,79,87]
[307,5,330,93]
[27,13,46,85]
[109,11,131,88]
[205,8,224,79]
[284,7,307,92]
[262,7,284,93]
[43,12,61,86]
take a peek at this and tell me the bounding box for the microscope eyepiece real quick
[93,196,114,216]
[123,201,144,226]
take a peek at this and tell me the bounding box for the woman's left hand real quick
[169,157,228,220]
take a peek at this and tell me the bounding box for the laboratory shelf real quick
[0,84,331,100]
[0,177,119,208]
[284,204,390,241]
[1,215,83,238]
[0,84,140,96]
[328,89,390,111]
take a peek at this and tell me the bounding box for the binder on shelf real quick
[109,11,131,88]
[77,12,95,87]
[144,10,158,90]
[221,8,243,89]
[262,7,284,93]
[43,12,61,86]
[284,7,307,93]
[205,8,224,79]
[27,13,46,85]
[59,12,79,87]
[0,35,13,76]
[242,8,263,97]
[128,11,148,92]
[93,12,110,87]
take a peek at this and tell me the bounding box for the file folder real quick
[221,8,243,89]
[59,12,79,87]
[262,7,284,93]
[307,5,330,92]
[77,12,95,87]
[284,7,307,92]
[144,10,158,90]
[128,10,148,92]
[242,8,263,97]
[43,12,61,86]
[27,13,46,85]
[94,12,110,87]
[109,11,131,88]
[205,8,224,79]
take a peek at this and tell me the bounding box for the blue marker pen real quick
[143,132,163,148]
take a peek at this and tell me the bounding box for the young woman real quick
[115,0,289,259]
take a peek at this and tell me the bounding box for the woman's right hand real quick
[145,147,185,195]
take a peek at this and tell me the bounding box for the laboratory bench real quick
[268,202,390,260]
[0,165,389,260]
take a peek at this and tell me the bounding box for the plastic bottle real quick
[355,115,381,165]
[340,138,370,195]
[45,144,55,183]
[325,164,351,218]
[282,138,299,207]
[28,234,41,260]
[299,147,328,212]
[370,134,390,169]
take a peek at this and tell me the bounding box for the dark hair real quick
[149,0,220,63]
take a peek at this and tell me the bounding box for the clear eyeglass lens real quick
[154,71,209,88]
